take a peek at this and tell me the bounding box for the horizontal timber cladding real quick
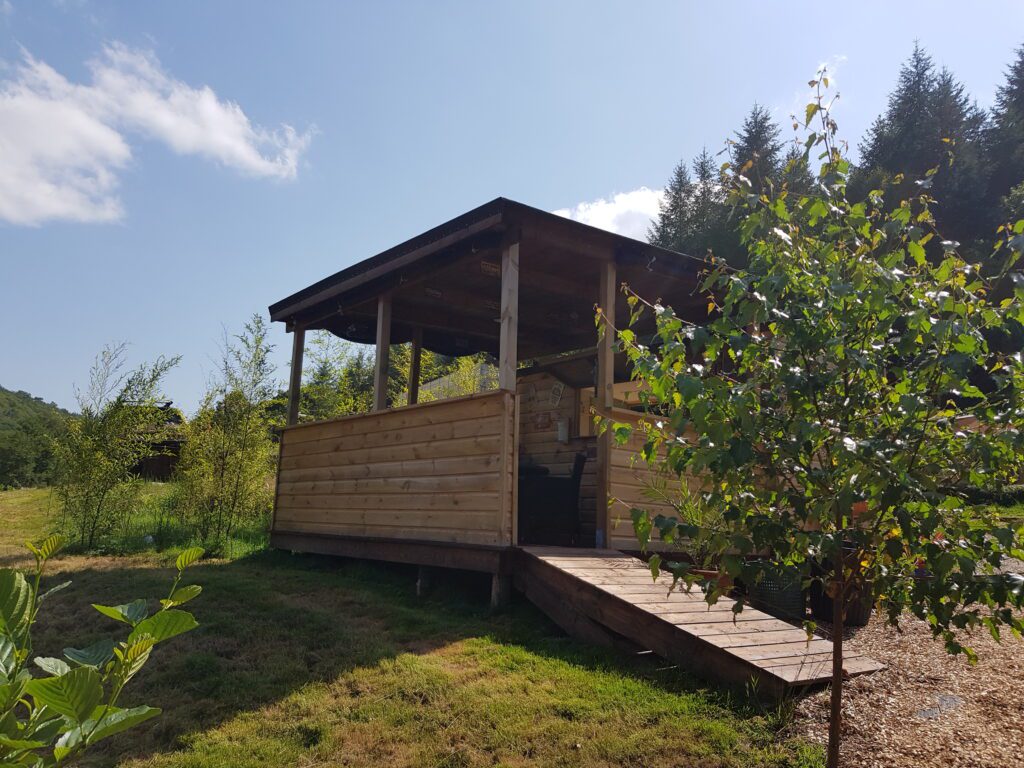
[606,416,700,552]
[273,390,517,547]
[515,372,597,544]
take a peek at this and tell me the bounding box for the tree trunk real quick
[827,571,845,768]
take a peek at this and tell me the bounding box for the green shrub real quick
[53,344,179,551]
[0,536,202,766]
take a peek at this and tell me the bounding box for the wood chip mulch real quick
[789,594,1024,768]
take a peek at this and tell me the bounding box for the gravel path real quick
[790,608,1024,767]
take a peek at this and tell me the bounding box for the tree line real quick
[649,43,1024,269]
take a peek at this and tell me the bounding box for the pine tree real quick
[648,148,744,264]
[780,145,815,198]
[732,104,783,192]
[928,68,989,242]
[689,148,733,259]
[986,45,1024,220]
[648,160,695,251]
[858,43,937,177]
[854,44,991,250]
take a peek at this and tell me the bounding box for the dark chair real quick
[518,452,587,546]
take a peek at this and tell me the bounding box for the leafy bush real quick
[53,344,179,551]
[172,317,276,552]
[0,536,202,766]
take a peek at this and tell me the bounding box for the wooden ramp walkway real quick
[515,546,883,699]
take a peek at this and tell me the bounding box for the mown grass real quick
[0,485,269,562]
[1,489,823,768]
[993,501,1024,527]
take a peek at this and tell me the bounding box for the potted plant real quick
[631,480,734,592]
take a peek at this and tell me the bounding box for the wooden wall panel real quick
[273,391,515,546]
[515,372,597,544]
[606,418,699,552]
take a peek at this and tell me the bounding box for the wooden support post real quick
[373,293,392,412]
[415,565,432,598]
[490,573,511,611]
[595,260,616,548]
[408,327,423,405]
[498,242,519,391]
[286,325,305,426]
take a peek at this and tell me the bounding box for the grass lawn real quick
[1,488,821,768]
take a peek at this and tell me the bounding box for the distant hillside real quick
[0,386,70,488]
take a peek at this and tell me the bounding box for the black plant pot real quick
[809,554,873,627]
[748,570,806,621]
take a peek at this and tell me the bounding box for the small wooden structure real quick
[267,197,881,695]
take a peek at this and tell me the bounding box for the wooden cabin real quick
[267,198,702,581]
[267,197,882,698]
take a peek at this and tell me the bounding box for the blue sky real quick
[2,1,1023,413]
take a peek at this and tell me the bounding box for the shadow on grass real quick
[30,550,809,768]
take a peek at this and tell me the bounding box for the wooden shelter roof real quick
[268,197,708,359]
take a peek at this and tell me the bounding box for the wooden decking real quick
[516,546,883,699]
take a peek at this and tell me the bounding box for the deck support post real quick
[490,573,511,611]
[415,565,433,597]
[373,293,392,411]
[595,260,616,548]
[498,242,519,391]
[408,326,423,405]
[286,325,305,426]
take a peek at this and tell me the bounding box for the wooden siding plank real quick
[280,435,504,470]
[272,391,514,547]
[282,391,507,443]
[275,491,501,512]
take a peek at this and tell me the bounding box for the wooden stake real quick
[286,325,305,426]
[373,293,392,412]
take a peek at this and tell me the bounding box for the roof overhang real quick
[269,197,709,359]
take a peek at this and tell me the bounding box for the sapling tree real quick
[174,315,277,550]
[53,344,180,550]
[611,74,1024,767]
[0,536,202,766]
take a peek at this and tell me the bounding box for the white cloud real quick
[552,187,664,242]
[1,1,13,17]
[0,43,313,226]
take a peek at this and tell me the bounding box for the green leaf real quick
[908,240,926,265]
[85,705,161,745]
[161,584,202,609]
[648,554,662,582]
[0,569,33,644]
[39,580,72,603]
[64,637,115,669]
[128,610,198,644]
[115,637,155,685]
[92,599,149,626]
[804,102,819,127]
[0,635,15,681]
[0,735,48,749]
[24,534,63,562]
[722,554,744,578]
[175,547,205,572]
[33,657,70,676]
[25,667,103,722]
[53,725,82,762]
